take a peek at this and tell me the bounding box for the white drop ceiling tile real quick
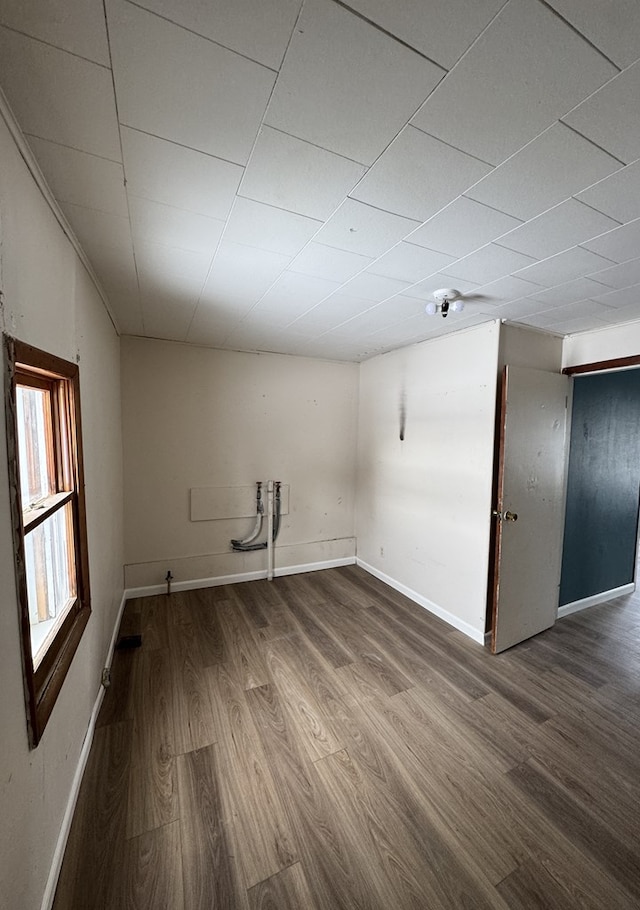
[0,0,110,65]
[187,296,268,344]
[201,241,290,306]
[519,311,564,329]
[576,159,640,224]
[525,277,614,307]
[364,313,430,344]
[545,0,640,69]
[282,330,336,362]
[107,0,274,164]
[598,304,640,325]
[441,244,536,285]
[401,274,480,301]
[493,298,550,319]
[88,246,144,334]
[186,313,239,349]
[134,241,213,298]
[88,242,138,290]
[291,294,376,331]
[254,272,342,324]
[60,203,132,258]
[27,136,127,217]
[190,310,248,340]
[290,243,372,283]
[324,311,386,339]
[563,60,640,165]
[0,26,121,160]
[239,127,366,221]
[214,323,252,346]
[224,324,313,356]
[407,197,521,259]
[339,273,411,303]
[140,292,198,342]
[299,336,345,354]
[547,315,609,334]
[403,322,460,345]
[581,219,640,265]
[121,128,242,221]
[412,321,456,341]
[411,0,617,165]
[265,0,445,165]
[314,199,420,258]
[319,317,373,342]
[587,257,640,290]
[552,299,616,322]
[471,276,544,305]
[133,0,302,69]
[466,123,621,220]
[97,271,144,334]
[590,283,640,310]
[253,334,316,357]
[497,200,620,260]
[221,317,285,340]
[351,127,492,223]
[368,243,455,283]
[514,246,617,288]
[249,298,320,328]
[454,304,500,321]
[402,310,494,339]
[224,199,321,258]
[105,295,145,336]
[129,197,225,255]
[360,297,426,331]
[340,0,505,69]
[325,297,422,338]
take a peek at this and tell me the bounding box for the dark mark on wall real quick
[399,386,407,441]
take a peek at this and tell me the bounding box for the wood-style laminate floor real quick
[53,566,640,909]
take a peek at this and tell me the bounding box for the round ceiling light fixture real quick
[426,288,465,317]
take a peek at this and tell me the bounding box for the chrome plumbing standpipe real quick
[267,480,274,581]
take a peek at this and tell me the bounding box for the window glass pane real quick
[16,385,52,506]
[25,502,76,668]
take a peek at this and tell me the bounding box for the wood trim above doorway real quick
[563,354,640,375]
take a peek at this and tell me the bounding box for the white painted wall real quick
[500,322,563,372]
[563,319,640,368]
[356,321,501,640]
[0,113,123,909]
[121,337,359,587]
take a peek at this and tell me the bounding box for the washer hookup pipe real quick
[231,481,264,548]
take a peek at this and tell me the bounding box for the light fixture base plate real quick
[433,288,460,303]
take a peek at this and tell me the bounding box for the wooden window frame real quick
[4,337,91,748]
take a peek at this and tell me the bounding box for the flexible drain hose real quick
[231,480,281,551]
[231,481,264,547]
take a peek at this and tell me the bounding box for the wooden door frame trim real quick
[563,354,640,375]
[489,365,508,654]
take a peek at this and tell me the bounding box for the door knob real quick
[492,510,518,521]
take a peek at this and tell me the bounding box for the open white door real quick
[491,365,570,654]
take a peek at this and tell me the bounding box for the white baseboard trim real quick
[41,590,127,910]
[124,556,356,600]
[105,590,129,667]
[274,556,355,578]
[356,559,485,645]
[557,583,635,619]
